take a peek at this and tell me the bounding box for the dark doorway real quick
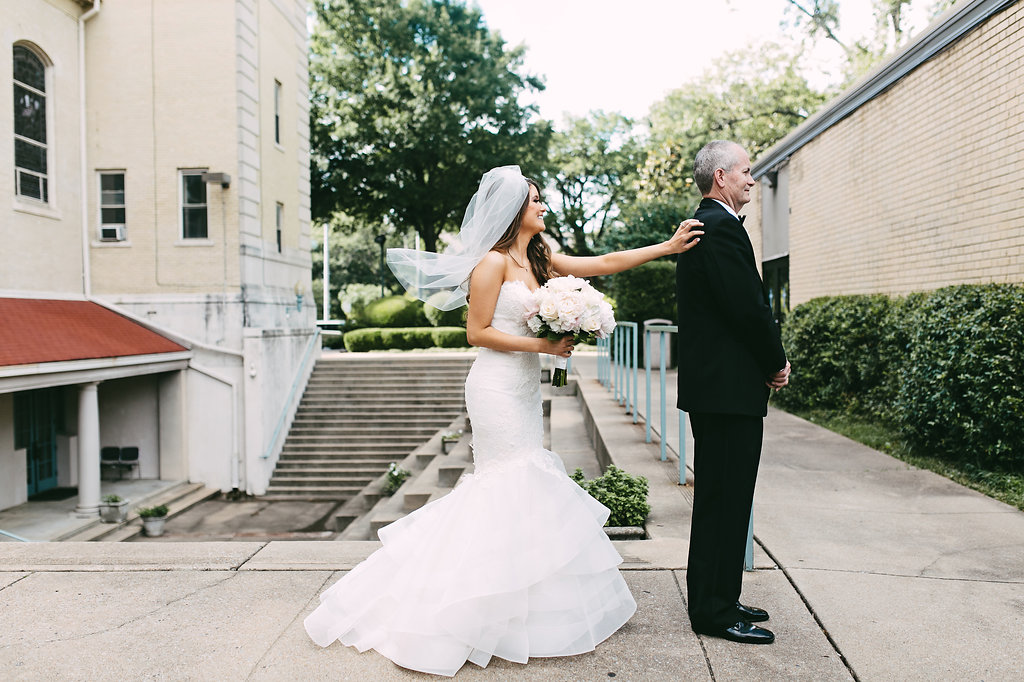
[15,388,63,497]
[762,256,790,326]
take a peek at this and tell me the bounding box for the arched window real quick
[13,45,48,203]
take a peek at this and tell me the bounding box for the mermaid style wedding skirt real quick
[304,281,636,676]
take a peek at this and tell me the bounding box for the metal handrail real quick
[261,328,322,460]
[0,528,30,542]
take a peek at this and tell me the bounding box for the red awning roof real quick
[0,298,188,367]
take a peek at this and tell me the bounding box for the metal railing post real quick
[745,511,754,571]
[644,327,652,443]
[679,411,687,485]
[631,323,639,423]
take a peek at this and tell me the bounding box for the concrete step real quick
[276,456,403,466]
[269,467,385,478]
[62,483,219,542]
[278,449,411,458]
[268,476,376,487]
[286,428,441,437]
[283,442,426,451]
[262,485,363,498]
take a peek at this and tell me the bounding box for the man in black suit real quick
[676,140,790,644]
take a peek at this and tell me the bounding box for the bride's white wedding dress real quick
[304,280,637,676]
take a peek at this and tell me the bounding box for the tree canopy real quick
[637,43,828,209]
[310,0,551,252]
[543,112,640,256]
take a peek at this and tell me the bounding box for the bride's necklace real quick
[508,251,529,270]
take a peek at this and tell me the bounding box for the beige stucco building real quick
[1,0,316,521]
[745,0,1023,317]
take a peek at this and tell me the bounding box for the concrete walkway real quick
[1,353,1022,680]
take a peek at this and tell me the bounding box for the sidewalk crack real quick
[672,570,715,681]
[756,537,861,682]
[245,571,336,680]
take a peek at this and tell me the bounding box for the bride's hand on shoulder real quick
[543,336,574,358]
[663,219,704,254]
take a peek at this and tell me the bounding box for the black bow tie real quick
[738,215,746,225]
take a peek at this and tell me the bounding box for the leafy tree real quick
[637,43,827,207]
[310,0,551,253]
[310,212,400,319]
[782,0,960,81]
[543,111,641,256]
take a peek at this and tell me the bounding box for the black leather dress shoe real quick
[695,621,775,645]
[736,602,769,623]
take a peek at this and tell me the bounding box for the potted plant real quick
[441,430,462,454]
[99,494,129,523]
[137,504,169,537]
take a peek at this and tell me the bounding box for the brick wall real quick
[753,2,1023,306]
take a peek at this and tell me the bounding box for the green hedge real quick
[777,284,1024,470]
[343,326,468,352]
[363,295,428,328]
[423,291,467,327]
[894,285,1024,469]
[609,260,676,326]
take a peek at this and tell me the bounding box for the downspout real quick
[79,0,101,297]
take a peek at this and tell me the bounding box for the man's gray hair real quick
[693,140,743,195]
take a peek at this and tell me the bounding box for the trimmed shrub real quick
[424,291,467,327]
[894,284,1024,470]
[570,465,650,527]
[339,283,381,329]
[777,284,1024,471]
[363,295,428,328]
[774,294,899,416]
[431,327,468,348]
[343,327,470,352]
[343,328,384,352]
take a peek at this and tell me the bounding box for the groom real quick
[676,140,790,644]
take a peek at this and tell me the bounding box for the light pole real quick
[374,234,387,298]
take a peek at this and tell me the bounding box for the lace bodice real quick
[464,279,551,471]
[488,280,534,336]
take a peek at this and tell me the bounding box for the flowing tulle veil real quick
[385,166,529,310]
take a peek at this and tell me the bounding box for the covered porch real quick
[0,298,192,533]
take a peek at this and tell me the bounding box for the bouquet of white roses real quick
[523,275,616,387]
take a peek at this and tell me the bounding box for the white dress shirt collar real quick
[711,199,739,220]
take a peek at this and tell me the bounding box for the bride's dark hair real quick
[491,178,557,285]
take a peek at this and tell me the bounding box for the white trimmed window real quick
[276,202,283,252]
[180,170,208,239]
[98,171,126,241]
[13,45,49,203]
[274,80,282,144]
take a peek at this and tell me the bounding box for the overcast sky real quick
[471,0,936,125]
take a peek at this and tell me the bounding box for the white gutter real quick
[79,1,101,297]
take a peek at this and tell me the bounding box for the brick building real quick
[744,0,1023,318]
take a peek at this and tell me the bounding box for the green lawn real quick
[785,408,1024,512]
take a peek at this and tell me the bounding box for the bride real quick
[304,166,703,676]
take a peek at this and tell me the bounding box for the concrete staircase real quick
[264,352,475,501]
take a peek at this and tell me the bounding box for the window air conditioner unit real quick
[100,225,125,241]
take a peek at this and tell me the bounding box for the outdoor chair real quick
[118,446,140,479]
[100,446,122,481]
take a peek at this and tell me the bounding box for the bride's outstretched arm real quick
[551,219,703,277]
[466,252,572,357]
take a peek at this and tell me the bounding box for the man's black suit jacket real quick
[676,198,786,417]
